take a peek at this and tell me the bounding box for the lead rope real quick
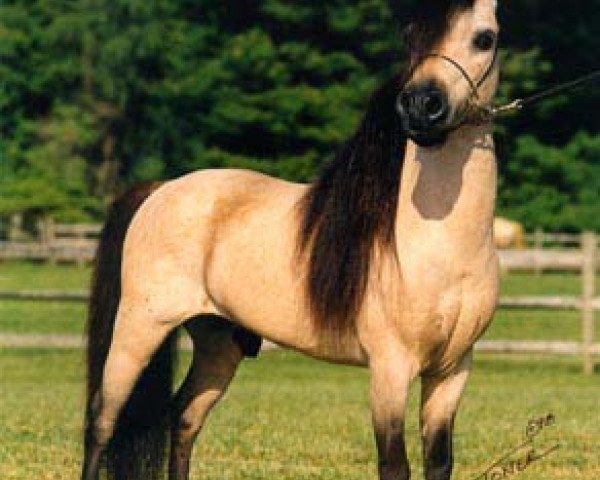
[489,69,600,116]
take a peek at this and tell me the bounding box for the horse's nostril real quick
[396,84,448,132]
[424,93,446,121]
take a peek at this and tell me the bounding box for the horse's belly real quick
[206,209,370,364]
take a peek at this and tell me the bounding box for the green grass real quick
[0,261,91,290]
[0,348,598,479]
[499,271,592,296]
[0,301,86,334]
[0,261,90,335]
[490,271,600,341]
[2,263,595,478]
[484,308,586,341]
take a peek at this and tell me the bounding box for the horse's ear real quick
[401,23,420,64]
[402,24,415,49]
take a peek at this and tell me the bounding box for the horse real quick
[494,217,526,249]
[81,1,501,479]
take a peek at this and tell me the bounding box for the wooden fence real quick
[0,231,598,373]
[0,219,101,265]
[495,231,599,374]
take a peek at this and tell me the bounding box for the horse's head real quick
[396,0,500,147]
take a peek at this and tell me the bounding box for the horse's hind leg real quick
[82,303,178,480]
[169,317,245,480]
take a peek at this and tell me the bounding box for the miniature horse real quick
[82,1,501,479]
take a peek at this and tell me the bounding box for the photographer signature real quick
[472,413,560,480]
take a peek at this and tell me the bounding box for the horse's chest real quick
[397,249,498,368]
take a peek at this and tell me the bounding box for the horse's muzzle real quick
[396,81,450,147]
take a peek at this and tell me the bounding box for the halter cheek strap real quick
[422,53,481,98]
[412,46,500,130]
[404,44,600,129]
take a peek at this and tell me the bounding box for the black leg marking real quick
[424,424,453,480]
[81,398,104,480]
[168,433,195,480]
[375,422,410,480]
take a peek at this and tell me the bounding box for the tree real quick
[0,1,102,220]
[494,0,600,230]
[0,0,598,231]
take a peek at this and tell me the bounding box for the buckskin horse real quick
[82,0,501,479]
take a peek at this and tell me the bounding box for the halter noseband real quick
[402,44,600,136]
[423,47,499,99]
[405,46,500,133]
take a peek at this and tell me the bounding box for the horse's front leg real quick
[370,354,414,480]
[420,351,472,480]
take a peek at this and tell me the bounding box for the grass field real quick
[0,261,599,479]
[1,348,598,479]
[0,262,90,335]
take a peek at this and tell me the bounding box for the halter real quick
[411,48,600,130]
[415,46,500,132]
[424,48,499,100]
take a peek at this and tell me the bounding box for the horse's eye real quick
[473,30,496,51]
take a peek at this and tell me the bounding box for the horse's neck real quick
[396,125,497,254]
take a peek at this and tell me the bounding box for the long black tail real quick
[85,182,177,480]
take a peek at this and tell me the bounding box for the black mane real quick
[298,71,407,344]
[298,1,478,346]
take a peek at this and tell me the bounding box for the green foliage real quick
[0,0,598,229]
[0,103,102,220]
[498,133,600,231]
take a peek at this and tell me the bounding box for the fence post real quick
[534,227,544,275]
[581,231,596,375]
[39,217,57,265]
[9,213,24,241]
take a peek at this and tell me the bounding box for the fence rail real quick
[498,249,586,271]
[0,219,100,265]
[0,241,96,264]
[475,340,600,355]
[0,231,598,373]
[11,291,600,309]
[499,296,600,310]
[0,289,89,302]
[524,231,581,245]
